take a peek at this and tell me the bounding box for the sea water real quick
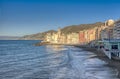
[0,40,119,79]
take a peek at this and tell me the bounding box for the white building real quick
[101,29,109,40]
[113,20,120,39]
[100,19,115,40]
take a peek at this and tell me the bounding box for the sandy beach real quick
[75,45,120,78]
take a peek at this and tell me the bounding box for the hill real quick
[61,22,104,34]
[20,22,104,40]
[19,30,57,40]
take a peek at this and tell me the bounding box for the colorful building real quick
[79,30,87,45]
[45,19,119,45]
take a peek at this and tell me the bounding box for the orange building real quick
[79,30,87,45]
[79,28,98,45]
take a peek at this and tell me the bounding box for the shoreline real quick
[35,42,120,77]
[34,42,79,46]
[74,45,120,78]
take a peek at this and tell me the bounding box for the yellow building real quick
[71,33,79,44]
[45,33,52,42]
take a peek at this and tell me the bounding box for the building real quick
[45,33,52,42]
[79,28,97,45]
[102,39,120,59]
[113,20,120,39]
[79,30,89,45]
[101,29,110,40]
[66,33,72,44]
[59,33,67,44]
[51,33,58,43]
[95,25,106,40]
[71,33,79,44]
[100,19,115,40]
[88,28,96,42]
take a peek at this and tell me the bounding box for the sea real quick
[0,40,119,79]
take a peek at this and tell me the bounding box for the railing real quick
[101,48,120,59]
[102,48,111,59]
[111,50,120,57]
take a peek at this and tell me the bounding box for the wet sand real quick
[75,45,120,78]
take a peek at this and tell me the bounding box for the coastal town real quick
[44,19,120,60]
[1,0,120,78]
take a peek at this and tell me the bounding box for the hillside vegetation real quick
[61,22,104,34]
[20,22,104,40]
[20,30,57,40]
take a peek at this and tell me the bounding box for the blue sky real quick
[0,0,120,36]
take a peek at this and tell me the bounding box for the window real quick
[111,45,118,49]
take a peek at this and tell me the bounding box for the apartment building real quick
[113,20,120,39]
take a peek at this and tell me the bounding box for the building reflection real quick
[45,45,67,52]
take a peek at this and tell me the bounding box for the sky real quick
[0,0,120,36]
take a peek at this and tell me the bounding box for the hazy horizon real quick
[1,0,120,36]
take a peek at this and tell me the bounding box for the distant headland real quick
[0,36,20,40]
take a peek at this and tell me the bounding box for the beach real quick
[35,41,120,78]
[75,45,120,78]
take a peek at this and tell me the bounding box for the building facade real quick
[45,33,52,42]
[100,19,115,40]
[113,20,120,39]
[45,19,120,45]
[79,30,86,45]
